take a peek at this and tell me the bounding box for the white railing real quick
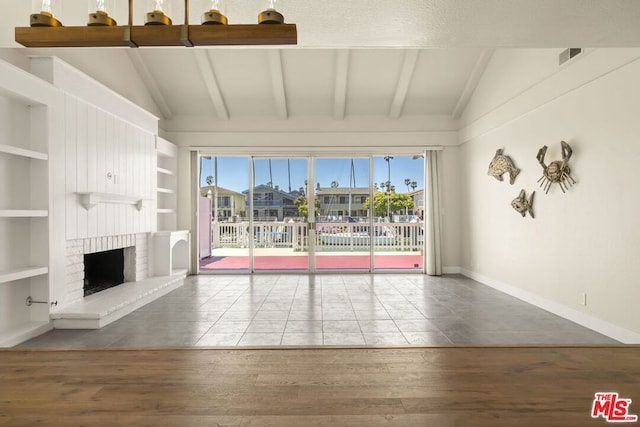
[211,221,423,252]
[314,222,423,252]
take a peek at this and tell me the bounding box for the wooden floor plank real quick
[1,347,639,426]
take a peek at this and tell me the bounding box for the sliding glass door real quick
[313,157,371,271]
[198,153,426,273]
[198,156,250,272]
[372,155,424,271]
[252,158,309,271]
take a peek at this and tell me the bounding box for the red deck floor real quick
[200,254,423,270]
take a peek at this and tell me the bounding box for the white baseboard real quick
[460,268,640,344]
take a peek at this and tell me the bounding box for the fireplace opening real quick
[84,248,125,297]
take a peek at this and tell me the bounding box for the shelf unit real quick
[156,137,178,231]
[0,60,56,347]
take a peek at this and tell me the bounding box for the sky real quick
[199,156,424,194]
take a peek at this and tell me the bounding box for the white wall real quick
[458,48,640,341]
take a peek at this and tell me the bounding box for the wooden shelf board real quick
[15,24,297,48]
[0,321,52,348]
[0,210,48,218]
[0,144,48,160]
[157,209,176,214]
[0,266,48,284]
[15,26,134,48]
[157,187,175,194]
[157,167,175,176]
[189,24,297,46]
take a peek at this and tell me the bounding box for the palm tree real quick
[330,181,339,188]
[410,181,417,191]
[374,182,379,190]
[206,175,214,186]
[404,178,411,192]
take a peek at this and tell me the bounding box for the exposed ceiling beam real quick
[194,50,229,121]
[389,49,420,120]
[126,50,173,120]
[268,50,288,120]
[333,49,350,120]
[451,48,495,119]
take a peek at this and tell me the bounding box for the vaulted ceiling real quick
[5,0,640,131]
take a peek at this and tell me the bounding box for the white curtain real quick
[425,150,442,276]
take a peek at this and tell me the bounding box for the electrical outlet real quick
[580,292,587,306]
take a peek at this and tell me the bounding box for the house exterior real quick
[316,187,369,218]
[200,185,246,220]
[243,184,299,221]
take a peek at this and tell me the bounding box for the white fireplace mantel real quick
[76,192,149,211]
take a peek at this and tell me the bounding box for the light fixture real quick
[145,0,172,25]
[30,0,63,27]
[88,0,117,26]
[16,0,297,47]
[258,0,284,24]
[202,0,228,25]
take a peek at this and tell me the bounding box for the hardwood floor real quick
[1,346,639,426]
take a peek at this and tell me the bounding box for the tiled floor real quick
[20,274,619,348]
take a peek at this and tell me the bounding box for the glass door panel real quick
[199,156,250,272]
[372,155,424,271]
[252,158,309,271]
[314,157,371,271]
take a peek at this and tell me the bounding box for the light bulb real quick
[202,0,227,24]
[145,0,172,25]
[41,0,51,13]
[31,0,62,26]
[258,0,284,24]
[88,0,116,26]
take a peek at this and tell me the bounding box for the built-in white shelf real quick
[0,143,48,161]
[0,321,53,348]
[157,209,175,214]
[157,187,175,194]
[0,210,48,217]
[76,192,149,211]
[0,266,49,284]
[157,167,174,176]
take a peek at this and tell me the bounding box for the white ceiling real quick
[4,0,640,130]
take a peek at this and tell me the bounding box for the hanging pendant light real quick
[202,0,228,25]
[30,0,63,27]
[88,0,117,26]
[258,0,284,24]
[145,0,173,25]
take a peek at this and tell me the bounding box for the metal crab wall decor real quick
[536,140,576,194]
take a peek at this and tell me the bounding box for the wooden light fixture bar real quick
[15,0,297,48]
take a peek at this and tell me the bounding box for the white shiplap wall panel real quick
[65,94,77,240]
[126,125,134,235]
[105,113,115,237]
[116,119,125,236]
[87,106,98,238]
[76,99,88,238]
[95,108,106,238]
[61,95,156,240]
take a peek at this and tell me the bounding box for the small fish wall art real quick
[511,189,535,218]
[488,149,520,185]
[536,140,576,194]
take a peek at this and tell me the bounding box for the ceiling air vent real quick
[559,48,582,65]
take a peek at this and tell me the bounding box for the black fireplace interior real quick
[84,248,125,297]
